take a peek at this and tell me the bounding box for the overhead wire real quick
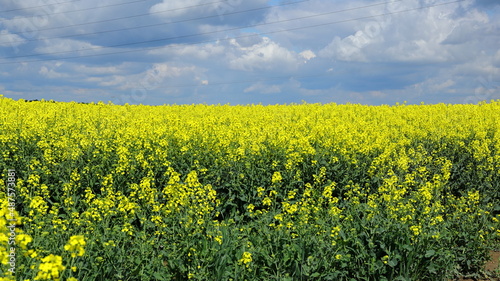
[0,0,468,94]
[0,0,465,65]
[0,0,147,20]
[2,0,309,45]
[126,0,468,90]
[1,0,401,60]
[0,0,80,13]
[0,0,280,27]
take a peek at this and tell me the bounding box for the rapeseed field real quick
[1,96,499,280]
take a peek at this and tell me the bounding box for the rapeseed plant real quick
[0,97,499,280]
[64,236,86,258]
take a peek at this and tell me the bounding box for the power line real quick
[0,0,266,28]
[3,0,309,45]
[1,0,403,60]
[0,0,80,13]
[0,0,465,65]
[0,0,148,25]
[0,0,461,63]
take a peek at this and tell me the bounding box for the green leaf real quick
[402,245,414,252]
[425,250,436,258]
[153,272,167,281]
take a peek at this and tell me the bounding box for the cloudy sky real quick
[0,0,499,105]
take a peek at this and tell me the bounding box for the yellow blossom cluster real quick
[0,97,499,280]
[64,235,86,258]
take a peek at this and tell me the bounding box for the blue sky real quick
[0,0,499,105]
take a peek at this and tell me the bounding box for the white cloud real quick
[319,36,366,62]
[299,50,316,62]
[0,29,26,47]
[433,79,456,91]
[384,39,452,63]
[150,0,212,18]
[451,55,500,78]
[35,38,101,55]
[149,0,267,27]
[39,66,68,78]
[114,63,200,92]
[441,9,490,45]
[74,65,124,75]
[228,37,301,71]
[146,63,195,79]
[148,43,225,60]
[318,0,495,64]
[93,75,127,87]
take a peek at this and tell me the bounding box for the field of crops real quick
[1,96,499,280]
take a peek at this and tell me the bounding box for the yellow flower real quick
[64,235,86,257]
[26,250,38,258]
[35,254,65,280]
[16,234,33,250]
[214,236,223,245]
[247,204,255,212]
[262,197,272,206]
[330,226,341,238]
[271,171,282,184]
[0,233,8,244]
[257,187,265,197]
[238,252,252,267]
[274,213,284,221]
[103,240,116,247]
[410,225,421,236]
[0,250,8,265]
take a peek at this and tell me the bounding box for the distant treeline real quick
[24,99,90,104]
